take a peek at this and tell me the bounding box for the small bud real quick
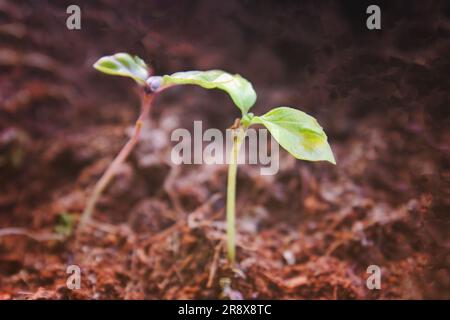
[146,76,163,92]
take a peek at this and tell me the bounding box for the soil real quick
[0,0,449,299]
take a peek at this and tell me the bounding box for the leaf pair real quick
[93,53,336,165]
[94,53,256,115]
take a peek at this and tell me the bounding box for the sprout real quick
[146,76,163,92]
[81,52,336,266]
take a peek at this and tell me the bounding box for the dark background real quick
[0,0,448,299]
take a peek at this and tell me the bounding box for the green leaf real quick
[93,53,149,85]
[162,70,256,115]
[250,107,336,164]
[54,212,76,237]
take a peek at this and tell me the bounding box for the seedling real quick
[55,212,76,237]
[80,53,336,265]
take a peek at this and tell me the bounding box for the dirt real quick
[0,0,449,299]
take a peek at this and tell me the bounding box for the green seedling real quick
[55,212,76,237]
[80,53,336,264]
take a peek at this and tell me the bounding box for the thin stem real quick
[78,94,154,232]
[226,125,245,264]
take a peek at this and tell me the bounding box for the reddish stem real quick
[78,93,154,232]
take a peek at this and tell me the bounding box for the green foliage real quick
[90,52,336,266]
[162,70,257,115]
[55,212,76,237]
[92,53,335,164]
[93,53,149,85]
[250,107,336,164]
[93,54,256,115]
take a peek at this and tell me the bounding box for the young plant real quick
[81,53,336,266]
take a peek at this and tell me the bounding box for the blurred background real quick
[0,0,448,299]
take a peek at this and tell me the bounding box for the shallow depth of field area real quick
[0,0,448,299]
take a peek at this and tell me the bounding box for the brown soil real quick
[0,0,449,299]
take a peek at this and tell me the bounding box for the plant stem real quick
[226,125,245,264]
[78,93,154,232]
